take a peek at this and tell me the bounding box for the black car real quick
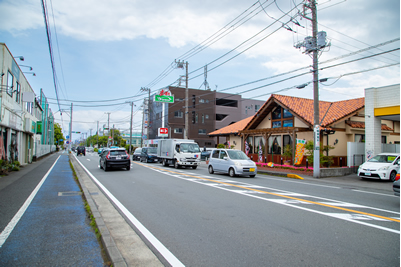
[77,146,86,156]
[99,148,131,171]
[201,150,212,161]
[140,147,159,163]
[132,147,142,161]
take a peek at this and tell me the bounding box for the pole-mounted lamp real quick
[20,65,33,71]
[14,56,24,61]
[23,72,36,76]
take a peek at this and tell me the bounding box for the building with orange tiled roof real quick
[209,94,400,166]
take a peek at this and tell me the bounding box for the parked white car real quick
[208,149,257,178]
[358,153,400,181]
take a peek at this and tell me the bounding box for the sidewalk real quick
[0,153,106,266]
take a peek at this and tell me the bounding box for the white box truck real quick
[157,139,201,169]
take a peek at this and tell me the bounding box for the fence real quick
[34,144,57,159]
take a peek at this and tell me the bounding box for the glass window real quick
[255,105,260,112]
[15,83,21,103]
[272,121,281,128]
[202,114,205,123]
[174,111,183,118]
[227,150,248,160]
[7,71,13,97]
[198,129,206,135]
[212,150,220,158]
[254,136,265,154]
[205,114,209,119]
[283,109,293,118]
[269,135,282,154]
[283,120,293,127]
[272,107,281,119]
[355,134,365,142]
[220,150,227,159]
[195,113,198,123]
[174,128,183,134]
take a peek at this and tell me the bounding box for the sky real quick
[0,0,399,142]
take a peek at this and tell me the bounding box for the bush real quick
[217,144,225,148]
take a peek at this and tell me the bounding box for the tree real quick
[54,123,65,149]
[304,140,334,167]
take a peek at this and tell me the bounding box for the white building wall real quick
[365,84,400,161]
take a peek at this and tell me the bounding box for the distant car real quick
[201,148,213,161]
[140,147,159,163]
[99,147,131,171]
[98,148,104,154]
[393,169,400,197]
[71,147,76,152]
[208,149,257,178]
[133,148,142,161]
[358,153,400,181]
[76,146,86,156]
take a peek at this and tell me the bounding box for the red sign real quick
[158,89,171,96]
[159,128,168,135]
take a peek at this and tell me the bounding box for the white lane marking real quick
[0,156,61,248]
[352,189,396,197]
[75,156,184,267]
[147,166,400,234]
[261,176,341,189]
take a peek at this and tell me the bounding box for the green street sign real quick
[155,95,174,103]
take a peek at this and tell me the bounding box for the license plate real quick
[250,168,255,172]
[116,156,121,160]
[365,172,371,176]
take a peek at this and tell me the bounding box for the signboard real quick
[154,88,174,103]
[314,125,320,150]
[155,95,174,103]
[158,127,168,137]
[36,121,43,134]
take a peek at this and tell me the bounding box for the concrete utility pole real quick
[185,61,189,139]
[174,60,189,139]
[69,103,73,152]
[105,112,111,147]
[126,101,134,154]
[97,121,99,148]
[140,87,151,146]
[297,0,321,178]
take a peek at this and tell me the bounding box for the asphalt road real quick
[79,152,400,266]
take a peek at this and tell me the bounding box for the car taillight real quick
[396,173,400,181]
[106,152,111,159]
[126,151,130,158]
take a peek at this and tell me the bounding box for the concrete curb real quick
[70,155,128,267]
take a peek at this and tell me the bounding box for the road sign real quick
[158,127,168,137]
[66,141,69,144]
[155,95,174,103]
[66,135,69,139]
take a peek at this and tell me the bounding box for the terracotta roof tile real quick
[273,94,365,127]
[209,116,254,136]
[346,121,393,131]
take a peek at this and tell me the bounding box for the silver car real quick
[208,149,257,178]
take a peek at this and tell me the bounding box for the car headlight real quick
[378,166,390,171]
[180,158,186,162]
[234,161,242,166]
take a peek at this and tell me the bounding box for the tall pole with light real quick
[175,60,189,139]
[125,101,135,154]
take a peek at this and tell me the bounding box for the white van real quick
[208,149,257,178]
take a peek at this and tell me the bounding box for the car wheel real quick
[249,175,255,178]
[192,166,197,169]
[163,159,168,166]
[208,165,214,174]
[174,160,180,169]
[127,165,131,170]
[229,168,236,177]
[103,162,108,171]
[390,171,397,182]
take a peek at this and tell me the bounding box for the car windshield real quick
[227,150,249,160]
[368,154,397,163]
[148,147,157,154]
[180,143,200,153]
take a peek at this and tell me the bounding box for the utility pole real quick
[175,60,189,139]
[140,87,150,146]
[69,103,73,152]
[311,0,320,178]
[105,112,111,147]
[296,0,329,178]
[141,103,145,147]
[185,61,189,139]
[125,101,134,154]
[96,121,99,148]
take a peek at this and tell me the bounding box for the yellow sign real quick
[294,139,306,165]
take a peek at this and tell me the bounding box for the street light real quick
[125,101,136,154]
[20,65,33,71]
[14,56,24,61]
[23,72,36,76]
